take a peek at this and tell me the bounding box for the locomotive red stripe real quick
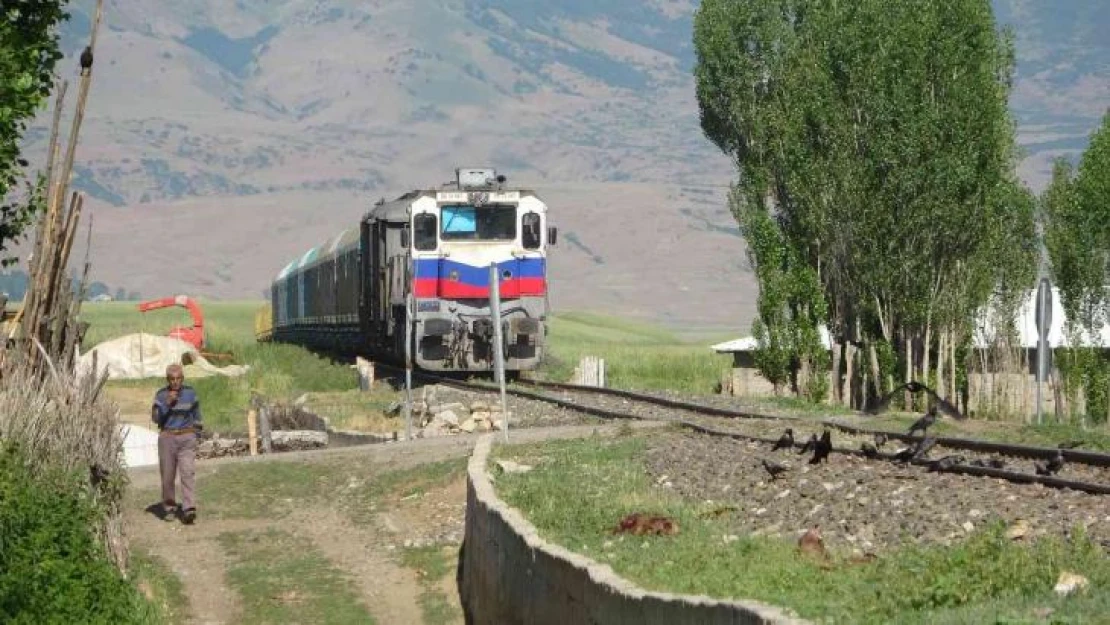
[412,277,545,299]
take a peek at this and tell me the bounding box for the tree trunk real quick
[923,321,932,393]
[844,341,856,408]
[904,335,913,411]
[937,330,946,403]
[948,325,958,403]
[868,342,883,400]
[831,340,843,404]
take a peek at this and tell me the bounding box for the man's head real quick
[166,363,184,390]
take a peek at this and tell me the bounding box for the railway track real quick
[383,366,1110,496]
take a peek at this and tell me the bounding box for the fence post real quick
[357,356,374,391]
[259,406,272,454]
[247,409,258,456]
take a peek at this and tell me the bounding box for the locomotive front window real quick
[413,213,437,250]
[440,204,516,241]
[522,212,541,250]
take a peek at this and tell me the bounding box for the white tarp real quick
[78,333,250,380]
[121,423,160,468]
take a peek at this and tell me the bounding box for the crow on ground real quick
[771,428,794,452]
[809,430,832,465]
[762,458,789,480]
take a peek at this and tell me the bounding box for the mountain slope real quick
[12,0,1108,332]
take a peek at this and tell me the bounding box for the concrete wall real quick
[458,434,812,625]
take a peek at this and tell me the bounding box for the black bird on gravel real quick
[893,436,937,462]
[762,458,789,480]
[809,430,832,465]
[874,432,888,448]
[861,441,880,459]
[927,455,965,472]
[1035,449,1065,476]
[911,436,937,461]
[771,428,794,452]
[864,380,965,420]
[907,406,938,437]
[798,433,818,455]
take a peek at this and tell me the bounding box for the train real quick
[262,167,557,372]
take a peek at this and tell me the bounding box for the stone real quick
[496,460,533,474]
[471,411,492,422]
[1006,519,1031,540]
[436,410,460,428]
[1054,571,1089,597]
[459,418,478,433]
[432,402,466,416]
[471,401,490,412]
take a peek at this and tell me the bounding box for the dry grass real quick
[0,350,128,570]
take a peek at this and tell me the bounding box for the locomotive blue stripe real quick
[413,258,545,284]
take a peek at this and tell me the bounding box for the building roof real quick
[710,325,832,353]
[972,286,1110,349]
[710,286,1110,353]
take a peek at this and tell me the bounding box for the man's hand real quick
[167,389,179,405]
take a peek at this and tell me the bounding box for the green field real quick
[77,301,737,433]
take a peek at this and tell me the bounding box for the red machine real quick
[138,295,205,350]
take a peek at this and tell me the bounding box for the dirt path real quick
[125,422,665,625]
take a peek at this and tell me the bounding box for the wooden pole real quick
[247,409,258,456]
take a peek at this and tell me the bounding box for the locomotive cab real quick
[409,167,552,371]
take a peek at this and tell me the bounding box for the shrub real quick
[0,442,158,624]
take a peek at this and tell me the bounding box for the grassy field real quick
[491,433,1110,625]
[78,301,736,432]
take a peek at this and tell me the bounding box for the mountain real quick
[13,0,1109,333]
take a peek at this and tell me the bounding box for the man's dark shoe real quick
[182,508,196,525]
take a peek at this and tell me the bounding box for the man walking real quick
[152,363,202,524]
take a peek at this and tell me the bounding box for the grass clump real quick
[400,545,463,625]
[343,458,467,525]
[218,529,375,625]
[0,443,161,624]
[491,434,1110,624]
[127,548,190,624]
[188,460,344,520]
[542,311,733,393]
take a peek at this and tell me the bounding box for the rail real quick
[376,365,1110,496]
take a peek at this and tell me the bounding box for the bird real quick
[809,430,832,465]
[762,458,789,480]
[907,406,938,437]
[798,433,818,455]
[861,441,880,459]
[771,428,794,452]
[79,46,93,72]
[1035,450,1065,476]
[864,380,965,420]
[89,463,110,489]
[927,455,964,472]
[910,436,937,461]
[893,436,937,462]
[873,432,888,448]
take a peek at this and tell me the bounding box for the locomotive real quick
[266,167,556,372]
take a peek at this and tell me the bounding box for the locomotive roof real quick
[364,183,540,223]
[274,183,543,282]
